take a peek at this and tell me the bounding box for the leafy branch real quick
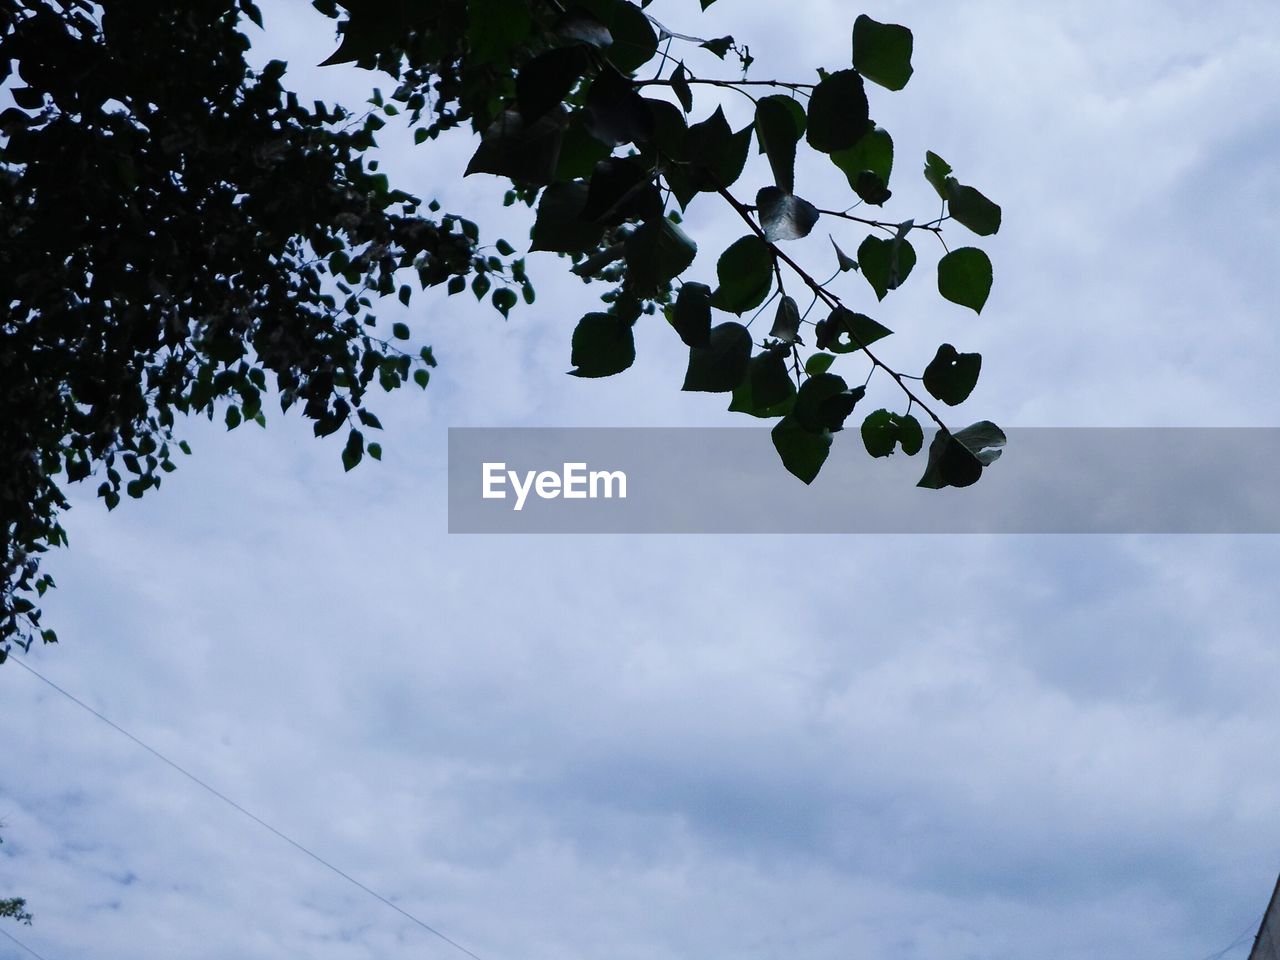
[447,2,1006,484]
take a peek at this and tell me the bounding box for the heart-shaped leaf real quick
[683,322,752,392]
[806,69,871,154]
[922,343,981,405]
[769,295,802,343]
[858,233,916,300]
[794,373,864,433]
[814,306,891,353]
[772,415,832,484]
[530,181,604,253]
[937,247,993,312]
[569,312,635,378]
[710,235,773,314]
[625,218,696,294]
[756,187,820,242]
[861,409,924,457]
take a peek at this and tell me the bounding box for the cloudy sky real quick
[5,1,1280,958]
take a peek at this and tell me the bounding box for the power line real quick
[10,657,488,960]
[10,656,1275,960]
[1194,917,1263,960]
[0,925,51,960]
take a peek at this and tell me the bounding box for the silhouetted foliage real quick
[1,0,1004,655]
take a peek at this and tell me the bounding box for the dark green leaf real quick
[392,322,410,340]
[468,0,533,65]
[794,373,864,433]
[853,171,892,205]
[530,182,606,253]
[806,69,871,154]
[937,247,993,313]
[728,347,798,418]
[517,46,591,122]
[492,287,519,317]
[670,282,712,348]
[728,370,796,419]
[625,217,697,294]
[643,99,689,160]
[672,63,693,112]
[954,420,1006,464]
[700,36,734,58]
[342,429,364,471]
[554,118,614,180]
[465,109,566,185]
[747,347,796,409]
[581,157,662,224]
[831,126,893,197]
[923,343,981,406]
[669,107,753,203]
[710,235,773,314]
[769,295,801,343]
[945,179,1002,236]
[852,14,914,91]
[755,95,805,194]
[804,353,836,376]
[831,238,858,272]
[584,66,653,146]
[916,422,1004,488]
[570,312,636,377]
[755,187,820,242]
[814,306,892,353]
[577,0,657,73]
[861,409,924,457]
[683,322,751,392]
[320,10,404,65]
[555,8,612,48]
[923,151,952,199]
[772,415,832,484]
[857,233,916,300]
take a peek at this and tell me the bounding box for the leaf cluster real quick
[430,1,1007,487]
[0,0,526,652]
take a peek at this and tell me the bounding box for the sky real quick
[4,0,1280,958]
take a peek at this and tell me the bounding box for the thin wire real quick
[1192,915,1263,960]
[10,657,488,960]
[0,925,51,960]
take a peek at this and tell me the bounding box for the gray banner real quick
[447,428,1280,533]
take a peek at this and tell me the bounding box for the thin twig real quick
[714,185,948,430]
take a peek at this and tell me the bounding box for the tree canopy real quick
[0,0,1004,656]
